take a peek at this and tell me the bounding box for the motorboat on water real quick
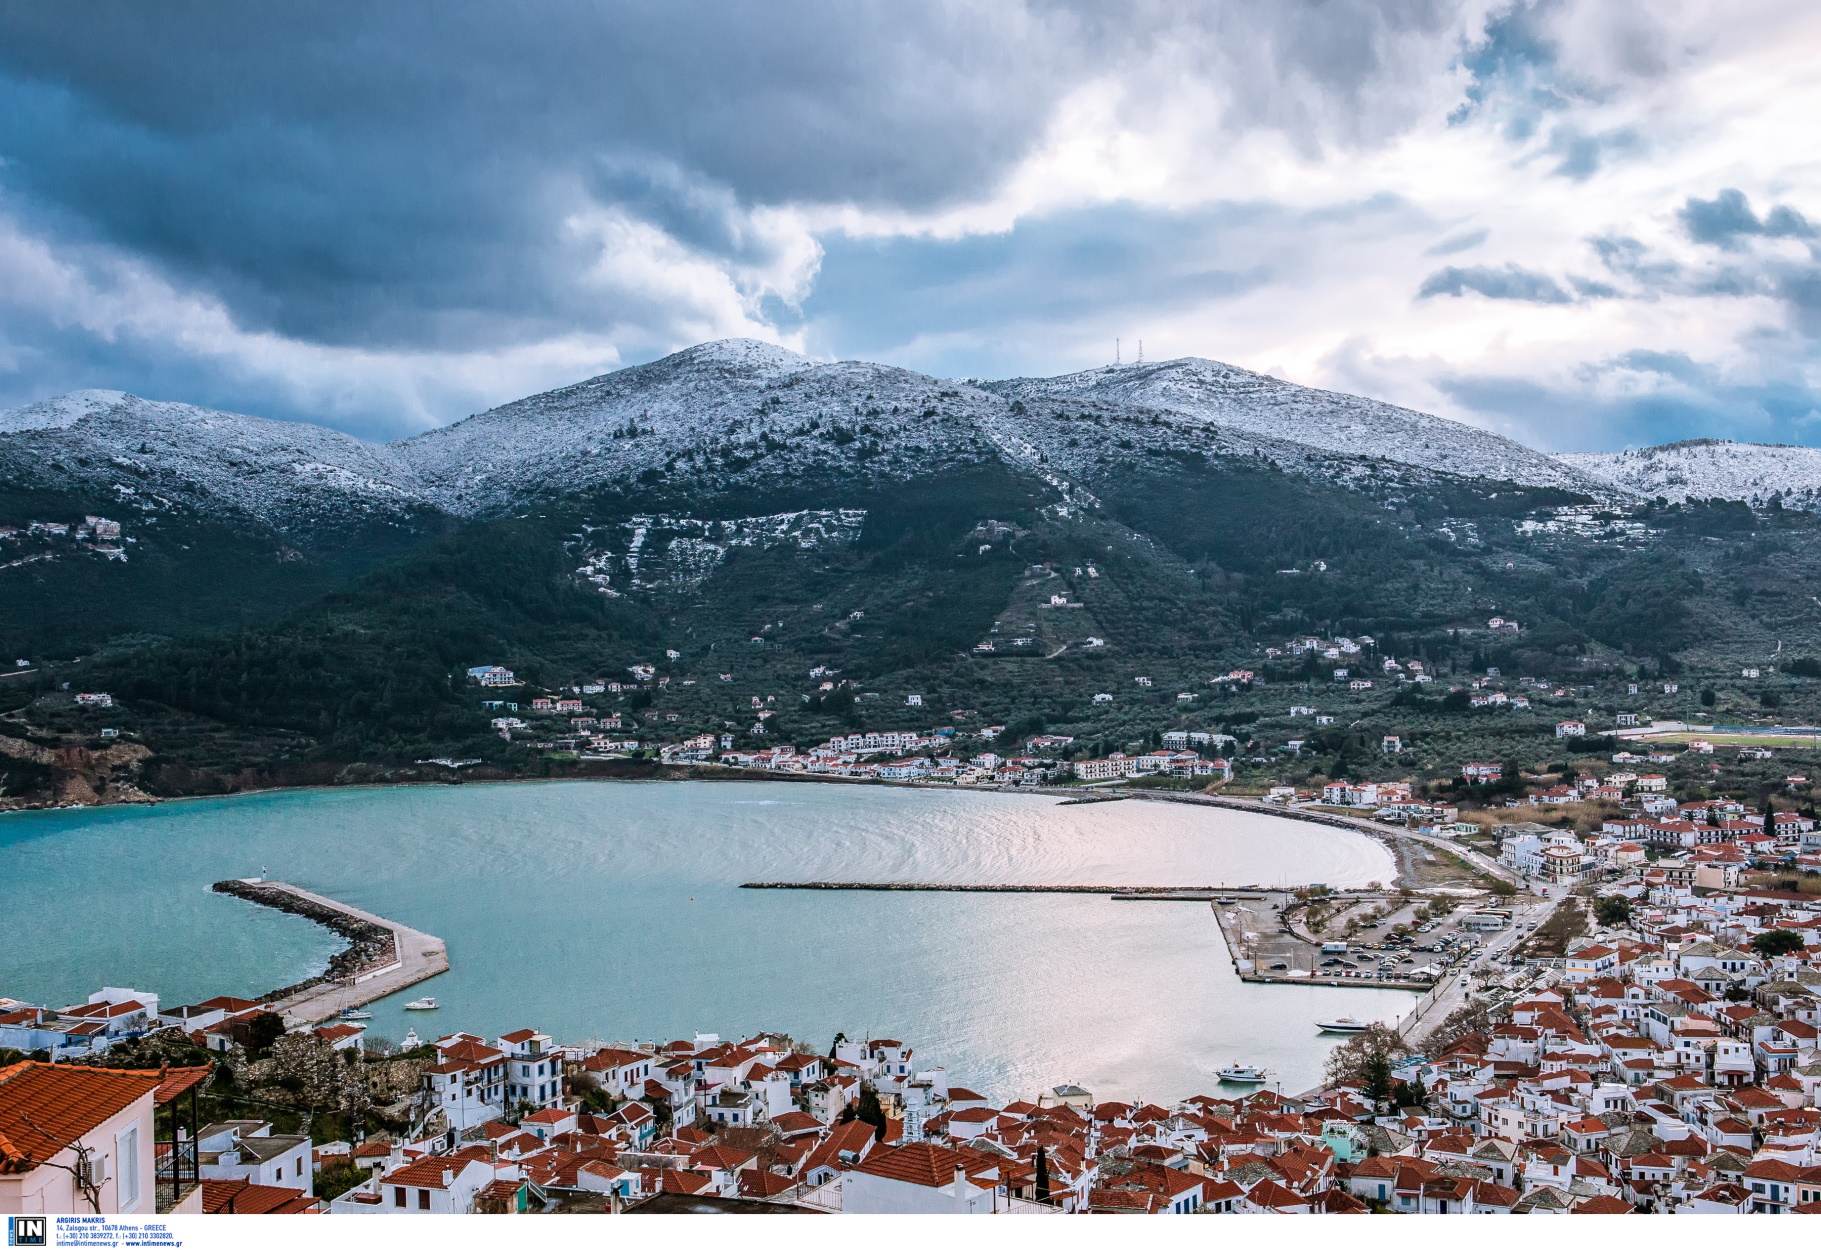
[1215,1064,1271,1084]
[402,997,439,1011]
[1317,1017,1371,1033]
[339,1008,373,1021]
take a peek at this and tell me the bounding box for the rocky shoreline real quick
[211,878,399,1004]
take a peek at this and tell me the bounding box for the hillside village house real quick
[196,1120,311,1189]
[0,1062,165,1215]
[1499,829,1595,882]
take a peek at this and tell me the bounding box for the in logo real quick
[7,1217,47,1248]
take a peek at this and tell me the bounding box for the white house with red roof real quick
[577,1047,654,1100]
[498,1028,564,1114]
[330,1148,497,1214]
[313,1022,366,1052]
[1563,944,1620,983]
[0,1062,162,1215]
[813,1141,1010,1214]
[423,1034,508,1131]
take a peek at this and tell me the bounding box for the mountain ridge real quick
[1,340,1679,534]
[1556,440,1821,508]
[981,357,1612,496]
[9,343,1821,803]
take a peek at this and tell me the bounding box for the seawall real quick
[212,879,449,1026]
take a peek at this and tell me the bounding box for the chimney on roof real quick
[443,1168,454,1187]
[954,1164,968,1211]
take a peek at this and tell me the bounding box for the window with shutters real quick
[117,1126,140,1210]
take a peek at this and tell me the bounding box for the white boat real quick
[402,997,439,1011]
[1215,1064,1270,1084]
[340,1008,373,1021]
[1317,1017,1370,1033]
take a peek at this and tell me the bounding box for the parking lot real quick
[1212,887,1525,989]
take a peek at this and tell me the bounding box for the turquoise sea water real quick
[0,780,1411,1101]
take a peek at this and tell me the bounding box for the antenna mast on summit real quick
[1115,338,1121,367]
[1137,340,1143,365]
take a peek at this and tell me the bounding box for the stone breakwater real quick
[212,878,399,1003]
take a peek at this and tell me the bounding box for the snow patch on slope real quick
[0,392,430,531]
[986,358,1615,496]
[7,342,1665,538]
[395,343,1003,514]
[0,389,132,433]
[1558,440,1821,507]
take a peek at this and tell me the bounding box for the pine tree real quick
[856,1086,887,1141]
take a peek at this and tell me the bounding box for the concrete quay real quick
[214,879,448,1027]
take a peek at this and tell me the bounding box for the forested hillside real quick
[8,343,1821,807]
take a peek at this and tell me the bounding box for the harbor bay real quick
[0,779,1411,1100]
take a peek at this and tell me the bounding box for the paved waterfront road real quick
[1397,890,1562,1046]
[1104,788,1521,887]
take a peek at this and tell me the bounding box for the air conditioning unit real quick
[79,1153,108,1187]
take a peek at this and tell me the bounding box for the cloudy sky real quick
[1,1,1818,450]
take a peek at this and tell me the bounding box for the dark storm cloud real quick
[0,1,1107,362]
[0,2,1086,352]
[1418,263,1572,303]
[1,2,1814,456]
[1679,189,1816,251]
[0,0,1487,366]
[1590,198,1821,330]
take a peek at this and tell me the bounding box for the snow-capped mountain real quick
[0,390,432,532]
[392,339,1007,514]
[985,357,1612,496]
[391,341,1632,508]
[1,341,1655,537]
[1558,440,1821,507]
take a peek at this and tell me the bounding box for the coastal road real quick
[1094,787,1522,887]
[1396,890,1562,1047]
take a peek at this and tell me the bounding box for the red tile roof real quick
[201,1178,321,1214]
[1573,1195,1635,1213]
[739,1169,797,1198]
[689,1145,756,1171]
[853,1142,976,1189]
[0,1062,160,1169]
[151,1065,213,1105]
